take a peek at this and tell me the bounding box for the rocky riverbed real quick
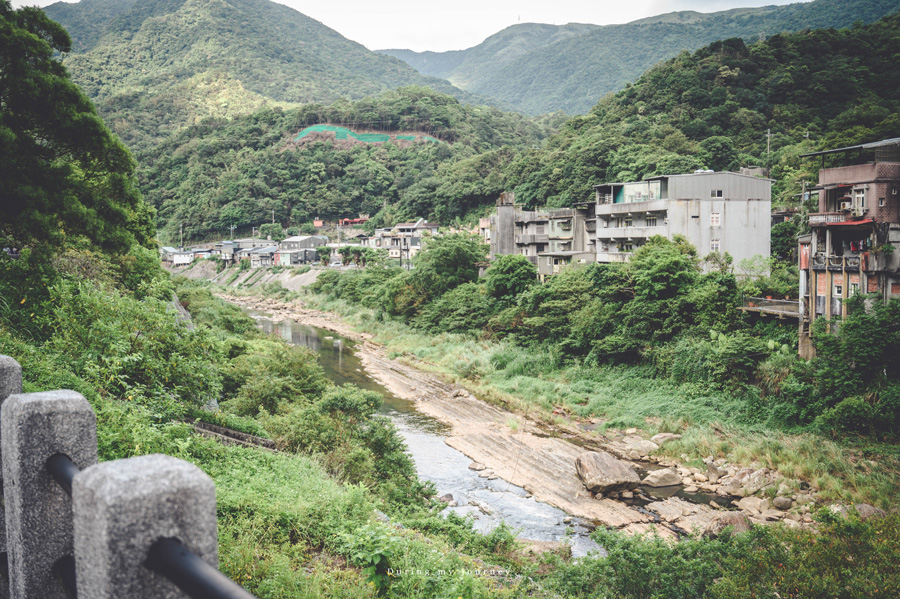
[216,295,885,537]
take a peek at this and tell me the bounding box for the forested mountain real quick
[139,87,554,243]
[380,22,600,83]
[383,0,900,115]
[141,12,900,244]
[505,11,900,207]
[42,0,480,151]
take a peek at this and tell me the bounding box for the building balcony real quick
[596,199,668,215]
[516,234,549,245]
[811,254,863,272]
[597,225,667,240]
[516,212,548,224]
[596,251,633,263]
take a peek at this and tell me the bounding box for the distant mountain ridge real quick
[380,0,900,115]
[42,0,481,151]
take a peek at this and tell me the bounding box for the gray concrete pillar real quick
[0,357,22,402]
[73,454,218,599]
[0,355,23,599]
[1,391,97,599]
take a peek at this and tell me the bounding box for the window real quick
[614,217,624,228]
[710,212,721,226]
[711,190,723,198]
[646,216,657,227]
[854,188,866,209]
[879,197,886,207]
[710,239,720,252]
[850,283,859,296]
[834,284,843,296]
[624,216,633,227]
[624,242,633,252]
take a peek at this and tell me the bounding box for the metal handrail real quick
[45,453,259,599]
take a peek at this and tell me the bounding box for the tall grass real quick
[300,291,900,508]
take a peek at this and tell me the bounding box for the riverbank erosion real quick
[215,294,837,538]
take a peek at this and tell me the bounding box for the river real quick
[253,314,603,557]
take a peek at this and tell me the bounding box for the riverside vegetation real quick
[4,0,900,596]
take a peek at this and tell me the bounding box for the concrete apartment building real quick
[489,192,596,278]
[593,171,772,268]
[797,137,900,358]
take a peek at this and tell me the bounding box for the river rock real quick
[468,462,487,471]
[575,451,640,493]
[795,493,815,506]
[706,462,724,483]
[478,470,494,478]
[737,496,768,514]
[624,439,660,456]
[702,512,752,538]
[854,503,887,520]
[721,468,775,497]
[642,468,681,487]
[650,433,682,445]
[773,496,792,511]
[693,472,708,483]
[439,493,454,504]
[683,485,699,493]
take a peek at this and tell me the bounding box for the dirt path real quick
[219,295,719,536]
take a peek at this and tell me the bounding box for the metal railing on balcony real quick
[741,296,800,318]
[808,213,849,226]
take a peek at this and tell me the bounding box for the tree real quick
[483,254,538,304]
[0,1,153,257]
[409,234,488,303]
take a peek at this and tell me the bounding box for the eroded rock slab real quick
[575,451,640,493]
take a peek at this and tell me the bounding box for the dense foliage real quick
[44,0,481,152]
[134,11,900,245]
[138,87,550,243]
[0,0,153,259]
[313,233,900,437]
[386,0,900,115]
[507,12,900,209]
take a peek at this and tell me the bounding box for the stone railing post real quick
[73,454,218,599]
[1,390,97,599]
[0,355,23,599]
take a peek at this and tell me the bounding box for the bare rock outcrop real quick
[575,451,640,493]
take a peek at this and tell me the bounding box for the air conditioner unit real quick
[839,201,852,211]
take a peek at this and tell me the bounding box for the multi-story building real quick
[798,138,900,358]
[593,171,771,268]
[280,235,328,251]
[489,193,596,278]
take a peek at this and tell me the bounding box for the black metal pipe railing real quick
[46,453,79,497]
[145,538,257,599]
[53,555,78,599]
[44,453,258,599]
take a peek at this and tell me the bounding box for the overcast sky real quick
[14,0,808,52]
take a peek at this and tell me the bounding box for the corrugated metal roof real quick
[800,137,900,158]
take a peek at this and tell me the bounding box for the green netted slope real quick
[294,125,440,144]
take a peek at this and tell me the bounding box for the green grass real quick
[299,293,900,509]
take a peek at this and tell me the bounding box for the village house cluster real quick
[161,235,329,268]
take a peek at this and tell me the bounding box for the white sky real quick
[14,0,808,52]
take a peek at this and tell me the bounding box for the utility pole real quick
[272,209,275,225]
[230,224,235,239]
[180,224,183,250]
[766,128,773,175]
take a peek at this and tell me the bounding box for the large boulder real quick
[706,462,724,483]
[622,435,660,456]
[702,512,752,538]
[642,468,681,487]
[575,451,640,493]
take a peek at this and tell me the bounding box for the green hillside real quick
[42,0,482,151]
[139,87,553,243]
[385,0,900,115]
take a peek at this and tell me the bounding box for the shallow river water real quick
[254,314,603,557]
